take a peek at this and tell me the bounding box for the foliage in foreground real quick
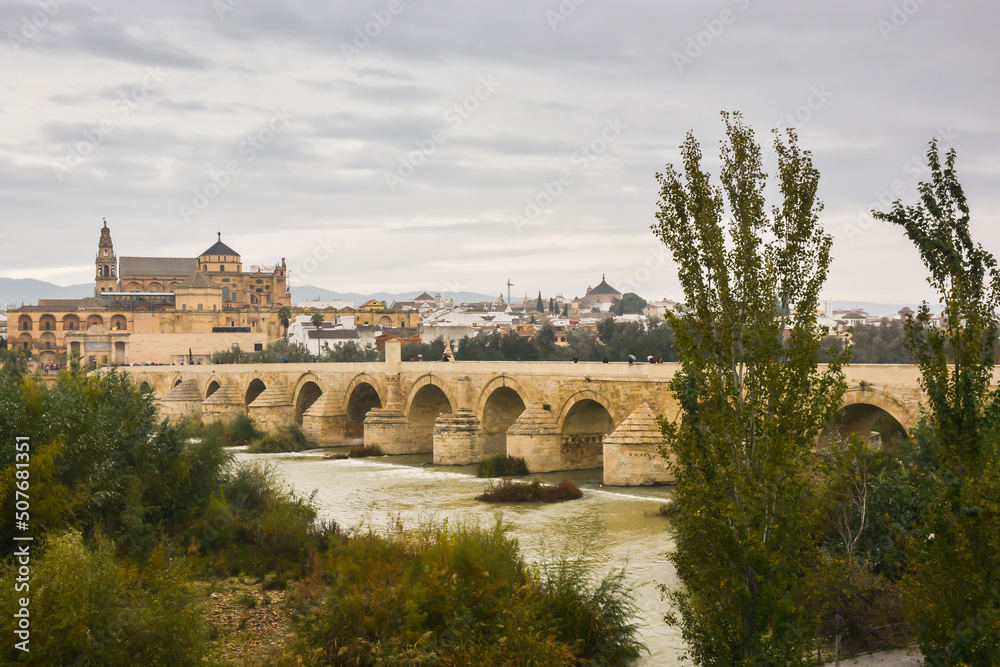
[477,478,583,503]
[477,453,530,477]
[653,113,848,664]
[275,518,644,666]
[0,530,206,666]
[875,141,1000,665]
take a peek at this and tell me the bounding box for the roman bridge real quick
[121,341,929,486]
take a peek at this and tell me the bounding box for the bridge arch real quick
[556,390,618,434]
[557,390,616,470]
[205,378,222,400]
[293,373,324,425]
[344,373,385,440]
[405,375,455,453]
[403,374,459,419]
[245,378,267,408]
[825,387,914,447]
[477,376,530,456]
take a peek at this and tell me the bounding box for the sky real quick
[1,0,998,305]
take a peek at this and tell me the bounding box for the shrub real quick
[476,453,530,478]
[476,478,583,503]
[277,517,644,666]
[348,444,383,458]
[247,424,310,453]
[224,413,261,447]
[187,462,318,577]
[0,531,207,666]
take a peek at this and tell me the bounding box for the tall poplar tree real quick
[873,142,1000,665]
[653,113,847,664]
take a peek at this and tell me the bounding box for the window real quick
[104,249,108,256]
[198,304,203,311]
[220,265,225,272]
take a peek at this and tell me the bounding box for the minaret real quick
[94,218,118,296]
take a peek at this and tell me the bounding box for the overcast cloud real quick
[1,0,998,304]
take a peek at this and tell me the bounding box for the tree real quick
[277,306,292,338]
[536,291,544,312]
[653,113,847,664]
[612,292,648,315]
[310,311,324,329]
[873,141,1000,665]
[549,297,556,313]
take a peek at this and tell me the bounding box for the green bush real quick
[477,453,530,477]
[247,424,310,453]
[224,412,261,447]
[188,462,319,577]
[477,478,583,503]
[0,531,207,666]
[277,517,644,666]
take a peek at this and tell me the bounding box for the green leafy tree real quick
[653,113,847,664]
[612,292,648,315]
[320,341,383,363]
[536,291,544,312]
[873,141,1000,665]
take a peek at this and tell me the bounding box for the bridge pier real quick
[603,403,673,486]
[506,403,563,472]
[433,410,483,465]
[159,379,205,421]
[247,384,294,432]
[202,384,245,423]
[363,409,412,453]
[300,393,348,446]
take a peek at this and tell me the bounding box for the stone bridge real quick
[122,341,930,486]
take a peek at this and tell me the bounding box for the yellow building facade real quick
[8,221,420,365]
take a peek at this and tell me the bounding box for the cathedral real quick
[94,219,290,307]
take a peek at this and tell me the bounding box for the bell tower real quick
[94,218,118,297]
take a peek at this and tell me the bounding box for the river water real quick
[236,449,688,665]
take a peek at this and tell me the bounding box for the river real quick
[236,448,688,665]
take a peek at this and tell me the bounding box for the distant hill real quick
[0,278,496,309]
[290,285,496,307]
[0,278,93,307]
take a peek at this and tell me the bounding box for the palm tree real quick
[277,306,292,339]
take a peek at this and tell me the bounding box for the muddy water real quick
[236,450,688,665]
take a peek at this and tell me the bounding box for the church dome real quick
[200,233,239,258]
